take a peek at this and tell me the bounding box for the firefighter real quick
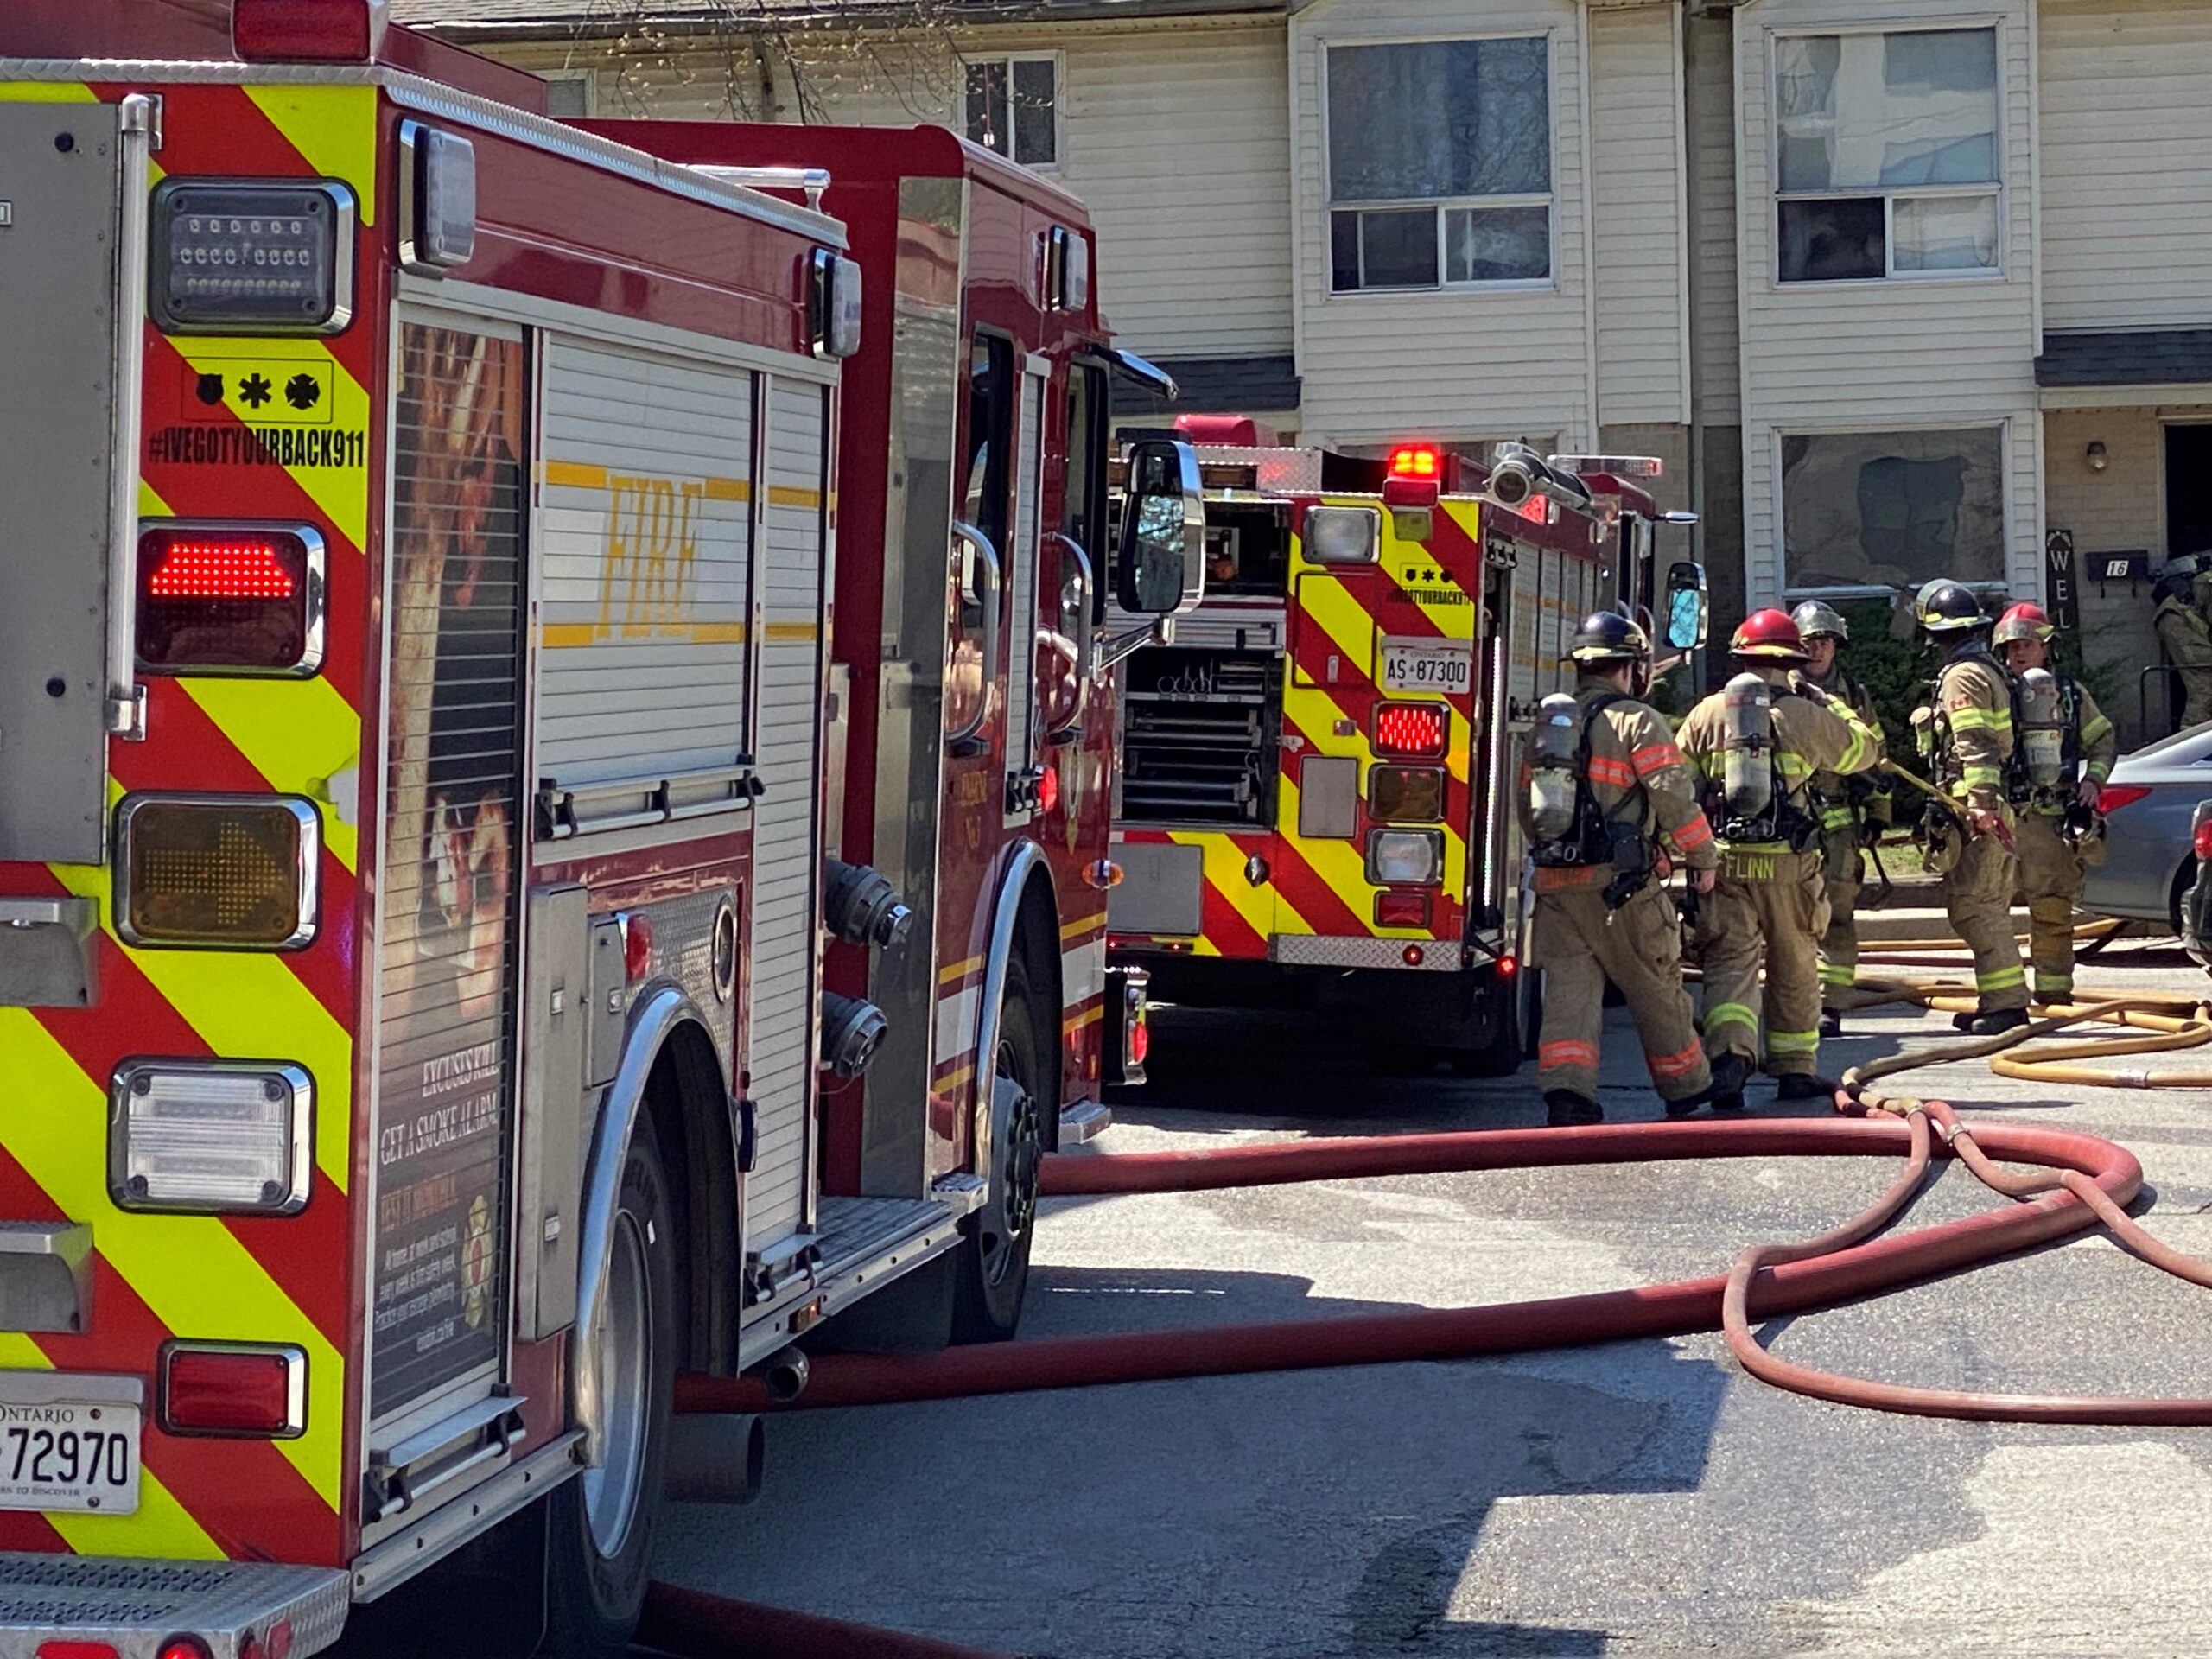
[2152,557,2212,730]
[1677,610,1881,1110]
[1994,601,2116,1007]
[1790,600,1890,1038]
[1913,581,2032,1034]
[1524,611,1719,1127]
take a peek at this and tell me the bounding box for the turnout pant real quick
[1947,831,2030,1013]
[1531,879,1710,1106]
[2013,810,2085,1005]
[1816,828,1864,1013]
[1699,845,1826,1077]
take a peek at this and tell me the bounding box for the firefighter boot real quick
[1544,1090,1604,1127]
[1967,1007,2031,1037]
[1819,1009,1842,1039]
[1703,1052,1749,1113]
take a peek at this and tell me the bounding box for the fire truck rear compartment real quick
[1118,648,1282,828]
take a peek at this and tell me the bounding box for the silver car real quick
[2078,725,2212,930]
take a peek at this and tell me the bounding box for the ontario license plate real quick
[1379,641,1471,696]
[0,1384,142,1514]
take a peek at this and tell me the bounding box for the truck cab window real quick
[963,335,1014,558]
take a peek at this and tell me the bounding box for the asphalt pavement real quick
[653,936,2212,1658]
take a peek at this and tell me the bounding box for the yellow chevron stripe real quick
[181,680,361,873]
[140,453,364,882]
[49,852,353,1196]
[0,1014,343,1510]
[0,83,97,102]
[0,1338,224,1560]
[1169,832,1288,944]
[159,339,372,552]
[1294,572,1375,690]
[243,85,380,226]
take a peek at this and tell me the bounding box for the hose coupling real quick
[2114,1068,2152,1090]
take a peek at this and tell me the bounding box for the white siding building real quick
[403,0,2212,740]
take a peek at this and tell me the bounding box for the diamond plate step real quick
[0,1553,348,1659]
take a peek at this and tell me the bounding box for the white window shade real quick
[1775,28,2000,283]
[1326,37,1553,292]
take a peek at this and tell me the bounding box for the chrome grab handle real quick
[947,519,1001,750]
[105,94,159,742]
[1041,531,1094,745]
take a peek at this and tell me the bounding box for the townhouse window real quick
[966,55,1058,168]
[1781,427,2005,590]
[1774,28,1999,282]
[1325,36,1552,293]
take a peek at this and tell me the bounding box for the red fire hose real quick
[647,1095,2212,1656]
[673,1114,2147,1418]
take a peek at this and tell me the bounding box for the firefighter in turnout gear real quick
[1994,601,2116,1007]
[1791,600,1890,1038]
[1677,610,1881,1111]
[1524,611,1719,1127]
[2152,558,2212,731]
[1915,581,2032,1034]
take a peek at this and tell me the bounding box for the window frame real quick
[963,51,1063,171]
[1773,418,2012,598]
[1319,30,1559,298]
[1768,19,2006,289]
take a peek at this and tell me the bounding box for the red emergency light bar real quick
[1383,442,1445,512]
[1389,443,1440,480]
[233,0,385,63]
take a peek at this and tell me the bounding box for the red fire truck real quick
[1107,419,1703,1071]
[0,4,1198,1655]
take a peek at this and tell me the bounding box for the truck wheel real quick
[1452,970,1537,1077]
[951,957,1046,1344]
[540,1122,677,1659]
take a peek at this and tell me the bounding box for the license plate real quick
[0,1389,142,1514]
[1379,642,1471,696]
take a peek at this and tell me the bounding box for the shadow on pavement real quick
[654,1264,1730,1658]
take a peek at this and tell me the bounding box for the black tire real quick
[950,957,1046,1344]
[539,1123,677,1659]
[1452,979,1526,1077]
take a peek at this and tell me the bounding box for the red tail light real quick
[39,1644,121,1659]
[1374,702,1448,758]
[232,0,385,62]
[160,1344,305,1438]
[2096,784,2152,815]
[1129,1012,1151,1065]
[158,1640,213,1659]
[624,913,656,982]
[2194,812,2212,862]
[1497,953,1519,978]
[137,524,323,676]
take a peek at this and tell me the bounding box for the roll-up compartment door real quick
[536,337,754,817]
[744,376,833,1262]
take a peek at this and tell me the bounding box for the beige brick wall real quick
[2044,405,2212,747]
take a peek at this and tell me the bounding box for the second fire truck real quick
[1107,418,1704,1072]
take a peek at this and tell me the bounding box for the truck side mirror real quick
[1114,439,1205,617]
[1663,559,1708,651]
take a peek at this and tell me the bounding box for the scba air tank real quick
[1722,671,1775,821]
[2018,667,2066,790]
[1529,692,1582,842]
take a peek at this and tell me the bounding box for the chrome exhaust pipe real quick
[756,1343,810,1403]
